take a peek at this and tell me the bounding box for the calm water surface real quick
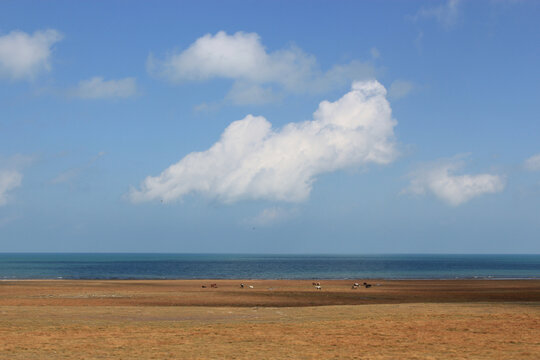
[1,253,539,280]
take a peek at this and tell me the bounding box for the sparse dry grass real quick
[0,280,539,359]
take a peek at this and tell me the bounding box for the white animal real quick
[315,285,321,290]
[249,285,254,289]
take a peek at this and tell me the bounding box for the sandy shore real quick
[1,279,539,359]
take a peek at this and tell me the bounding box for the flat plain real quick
[1,279,539,359]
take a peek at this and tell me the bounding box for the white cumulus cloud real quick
[149,31,374,104]
[405,156,505,206]
[72,77,137,99]
[0,29,62,80]
[524,154,540,172]
[130,80,397,203]
[0,170,22,206]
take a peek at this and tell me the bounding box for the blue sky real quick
[0,0,539,253]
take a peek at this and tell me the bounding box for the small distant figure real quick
[352,282,359,289]
[249,285,254,289]
[364,282,372,288]
[201,285,207,288]
[210,283,218,288]
[240,283,244,288]
[315,285,322,290]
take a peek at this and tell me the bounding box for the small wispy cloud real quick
[51,152,105,185]
[0,214,21,228]
[0,154,33,206]
[524,154,540,172]
[244,207,298,227]
[413,0,462,29]
[404,155,505,206]
[370,47,381,59]
[0,170,22,206]
[225,82,283,105]
[71,77,137,99]
[0,29,62,80]
[388,80,414,100]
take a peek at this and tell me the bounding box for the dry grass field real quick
[1,280,539,359]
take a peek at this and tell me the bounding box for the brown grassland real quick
[0,279,539,359]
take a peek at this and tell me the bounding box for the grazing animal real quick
[201,285,206,288]
[315,285,322,290]
[210,283,218,288]
[249,285,254,289]
[240,283,244,288]
[365,283,372,288]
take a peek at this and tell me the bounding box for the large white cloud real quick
[0,29,62,80]
[405,156,505,206]
[524,154,540,172]
[148,31,374,104]
[0,170,22,206]
[72,77,137,99]
[130,80,397,203]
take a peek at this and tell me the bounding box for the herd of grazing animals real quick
[352,282,372,289]
[201,282,376,290]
